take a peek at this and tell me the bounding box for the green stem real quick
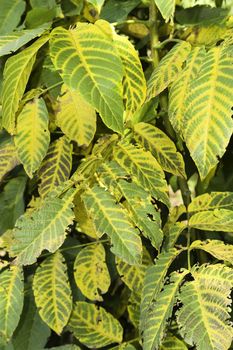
[153,38,182,49]
[40,239,110,258]
[38,81,63,97]
[149,1,159,67]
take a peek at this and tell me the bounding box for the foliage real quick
[0,0,233,349]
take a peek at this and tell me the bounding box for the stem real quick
[38,81,63,98]
[40,239,110,258]
[149,1,159,67]
[153,38,182,49]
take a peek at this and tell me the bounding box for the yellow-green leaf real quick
[190,239,233,265]
[183,47,233,179]
[114,142,169,206]
[69,302,123,348]
[2,36,49,134]
[134,122,186,177]
[38,136,72,198]
[73,243,110,301]
[0,137,19,183]
[0,266,24,345]
[10,189,75,265]
[154,0,175,22]
[82,184,142,265]
[56,85,96,147]
[114,33,146,116]
[33,251,72,334]
[146,41,191,101]
[169,47,205,135]
[50,20,124,133]
[188,192,233,213]
[160,333,188,350]
[14,98,50,178]
[177,264,233,350]
[189,209,233,232]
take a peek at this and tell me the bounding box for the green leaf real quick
[114,33,146,116]
[116,248,152,293]
[127,292,140,328]
[14,98,50,178]
[10,189,75,265]
[177,264,233,350]
[154,0,175,22]
[190,239,233,265]
[0,0,25,35]
[169,47,205,135]
[183,47,233,179]
[134,122,186,178]
[189,209,233,232]
[163,222,187,250]
[38,136,73,198]
[56,85,96,147]
[114,142,169,206]
[69,302,123,348]
[0,176,27,235]
[50,20,124,133]
[2,36,49,134]
[188,192,233,213]
[140,249,180,332]
[87,0,105,11]
[0,266,24,345]
[142,270,188,350]
[146,42,191,101]
[73,243,111,301]
[12,289,50,350]
[0,27,47,57]
[100,0,140,23]
[0,138,19,183]
[82,184,142,265]
[46,346,80,350]
[117,180,163,250]
[33,251,72,334]
[160,333,188,350]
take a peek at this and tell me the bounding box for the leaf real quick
[0,138,19,183]
[0,266,24,345]
[127,292,140,328]
[0,0,25,35]
[190,239,233,265]
[12,289,50,350]
[33,251,72,334]
[116,248,152,293]
[189,209,233,232]
[2,36,49,134]
[183,47,233,179]
[0,27,47,57]
[14,98,50,178]
[154,0,175,22]
[134,122,186,178]
[0,176,27,235]
[87,0,105,11]
[10,189,75,265]
[114,142,170,207]
[160,333,188,350]
[38,136,73,198]
[168,47,205,135]
[114,33,146,116]
[146,42,191,101]
[56,85,96,147]
[69,302,123,348]
[177,264,233,350]
[46,346,81,350]
[100,0,140,23]
[118,180,163,250]
[188,192,233,213]
[142,270,188,350]
[140,249,180,332]
[82,184,142,265]
[163,222,187,250]
[73,243,111,301]
[50,20,124,133]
